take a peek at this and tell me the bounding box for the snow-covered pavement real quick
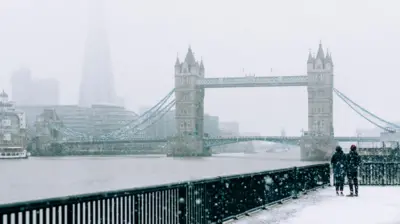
[231,187,400,224]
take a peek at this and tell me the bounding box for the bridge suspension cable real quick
[113,88,175,130]
[49,89,176,141]
[333,88,396,133]
[113,99,176,140]
[101,100,176,140]
[334,88,400,129]
[136,99,176,132]
[98,88,175,139]
[47,122,89,140]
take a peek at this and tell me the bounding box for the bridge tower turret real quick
[171,47,206,156]
[301,42,336,161]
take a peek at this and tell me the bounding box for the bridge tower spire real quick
[301,42,336,161]
[171,47,207,156]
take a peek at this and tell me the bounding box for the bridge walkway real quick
[229,186,400,224]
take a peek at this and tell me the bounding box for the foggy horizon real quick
[1,0,399,136]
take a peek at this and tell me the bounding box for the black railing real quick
[0,163,330,224]
[359,162,400,185]
[361,155,400,163]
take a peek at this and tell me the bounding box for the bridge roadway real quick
[230,186,400,224]
[58,136,381,146]
[196,75,308,88]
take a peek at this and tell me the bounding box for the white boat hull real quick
[0,149,29,159]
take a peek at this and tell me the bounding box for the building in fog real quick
[53,106,92,133]
[32,78,59,105]
[219,121,240,136]
[18,105,92,133]
[204,114,220,137]
[10,68,30,105]
[91,104,137,136]
[10,68,60,105]
[216,121,241,153]
[78,0,118,107]
[19,104,138,137]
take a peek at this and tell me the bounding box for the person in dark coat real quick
[347,144,361,197]
[331,146,346,196]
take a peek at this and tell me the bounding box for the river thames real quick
[0,148,322,204]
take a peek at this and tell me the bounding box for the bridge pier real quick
[166,135,211,157]
[300,135,337,161]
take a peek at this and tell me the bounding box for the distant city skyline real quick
[1,0,399,136]
[10,67,59,106]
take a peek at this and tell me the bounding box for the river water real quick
[0,148,322,204]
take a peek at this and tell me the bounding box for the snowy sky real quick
[0,0,399,136]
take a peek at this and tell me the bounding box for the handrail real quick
[0,163,330,223]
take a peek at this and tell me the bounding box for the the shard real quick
[79,0,116,107]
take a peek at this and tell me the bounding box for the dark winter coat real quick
[347,151,361,172]
[331,150,347,177]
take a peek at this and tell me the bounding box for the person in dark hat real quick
[331,145,346,196]
[346,144,361,197]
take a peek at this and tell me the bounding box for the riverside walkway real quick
[1,162,399,224]
[231,186,400,224]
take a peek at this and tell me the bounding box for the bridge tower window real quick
[310,90,315,97]
[182,93,189,101]
[180,77,191,85]
[312,120,318,131]
[180,120,192,130]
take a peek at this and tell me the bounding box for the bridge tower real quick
[301,42,337,161]
[171,47,207,156]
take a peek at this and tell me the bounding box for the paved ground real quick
[230,186,400,224]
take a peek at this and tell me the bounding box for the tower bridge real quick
[37,42,399,161]
[173,43,334,160]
